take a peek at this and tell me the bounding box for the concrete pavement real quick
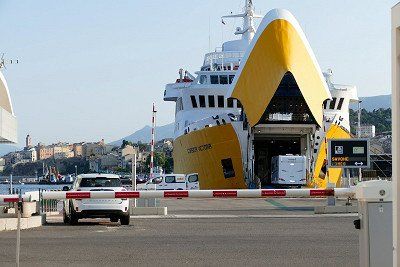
[0,217,358,266]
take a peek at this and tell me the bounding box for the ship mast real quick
[222,0,262,44]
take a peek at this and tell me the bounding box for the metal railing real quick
[39,189,61,213]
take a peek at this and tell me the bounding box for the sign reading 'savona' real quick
[327,139,370,168]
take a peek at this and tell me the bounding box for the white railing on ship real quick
[203,51,244,66]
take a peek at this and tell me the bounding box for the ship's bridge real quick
[201,51,244,71]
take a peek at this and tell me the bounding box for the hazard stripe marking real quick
[261,190,287,197]
[310,189,334,196]
[164,191,189,198]
[115,191,140,198]
[213,191,237,197]
[66,192,90,199]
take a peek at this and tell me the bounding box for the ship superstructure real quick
[164,1,358,189]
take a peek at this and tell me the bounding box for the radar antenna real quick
[221,0,262,43]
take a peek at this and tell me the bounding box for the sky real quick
[0,0,397,147]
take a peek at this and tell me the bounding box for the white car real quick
[63,174,130,225]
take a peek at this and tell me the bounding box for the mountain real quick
[350,94,391,111]
[110,123,174,146]
[0,144,21,157]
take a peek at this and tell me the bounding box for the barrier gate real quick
[0,180,394,267]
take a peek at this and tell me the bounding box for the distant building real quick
[73,143,83,157]
[0,158,5,172]
[119,145,139,168]
[83,141,105,158]
[359,125,376,138]
[22,148,37,163]
[36,143,54,160]
[100,153,119,170]
[25,134,32,149]
[53,142,73,159]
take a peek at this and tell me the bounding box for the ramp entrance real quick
[254,136,301,187]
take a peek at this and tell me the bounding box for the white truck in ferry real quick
[271,155,307,187]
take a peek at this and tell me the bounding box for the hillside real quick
[110,123,174,146]
[349,108,391,134]
[350,94,391,111]
[0,144,20,157]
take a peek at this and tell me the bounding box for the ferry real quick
[164,0,358,189]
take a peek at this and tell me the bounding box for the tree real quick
[349,108,391,135]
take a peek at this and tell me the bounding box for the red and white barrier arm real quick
[42,188,355,200]
[0,194,31,203]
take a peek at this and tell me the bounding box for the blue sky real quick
[0,0,397,146]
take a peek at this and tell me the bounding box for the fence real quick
[38,189,61,213]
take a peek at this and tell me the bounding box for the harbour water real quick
[0,184,64,195]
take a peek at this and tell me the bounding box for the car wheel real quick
[120,214,130,225]
[69,206,79,225]
[63,210,70,224]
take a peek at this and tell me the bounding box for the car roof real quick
[77,173,120,179]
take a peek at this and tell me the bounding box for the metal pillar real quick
[392,4,400,265]
[131,154,137,208]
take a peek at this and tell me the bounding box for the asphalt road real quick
[0,215,358,267]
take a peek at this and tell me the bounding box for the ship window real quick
[337,98,344,110]
[210,75,219,84]
[218,95,224,108]
[199,95,206,107]
[229,75,235,84]
[221,158,235,179]
[227,98,234,108]
[237,100,242,108]
[323,100,328,109]
[190,95,198,108]
[220,75,228,84]
[199,75,207,84]
[187,174,198,183]
[165,176,175,183]
[208,95,215,107]
[329,97,337,109]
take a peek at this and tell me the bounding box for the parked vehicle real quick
[63,174,130,225]
[186,173,199,190]
[137,173,199,190]
[271,155,307,186]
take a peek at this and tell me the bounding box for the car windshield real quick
[79,177,121,188]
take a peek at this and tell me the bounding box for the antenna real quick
[0,53,19,70]
[221,0,262,43]
[208,16,211,52]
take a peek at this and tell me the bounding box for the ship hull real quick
[173,124,246,189]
